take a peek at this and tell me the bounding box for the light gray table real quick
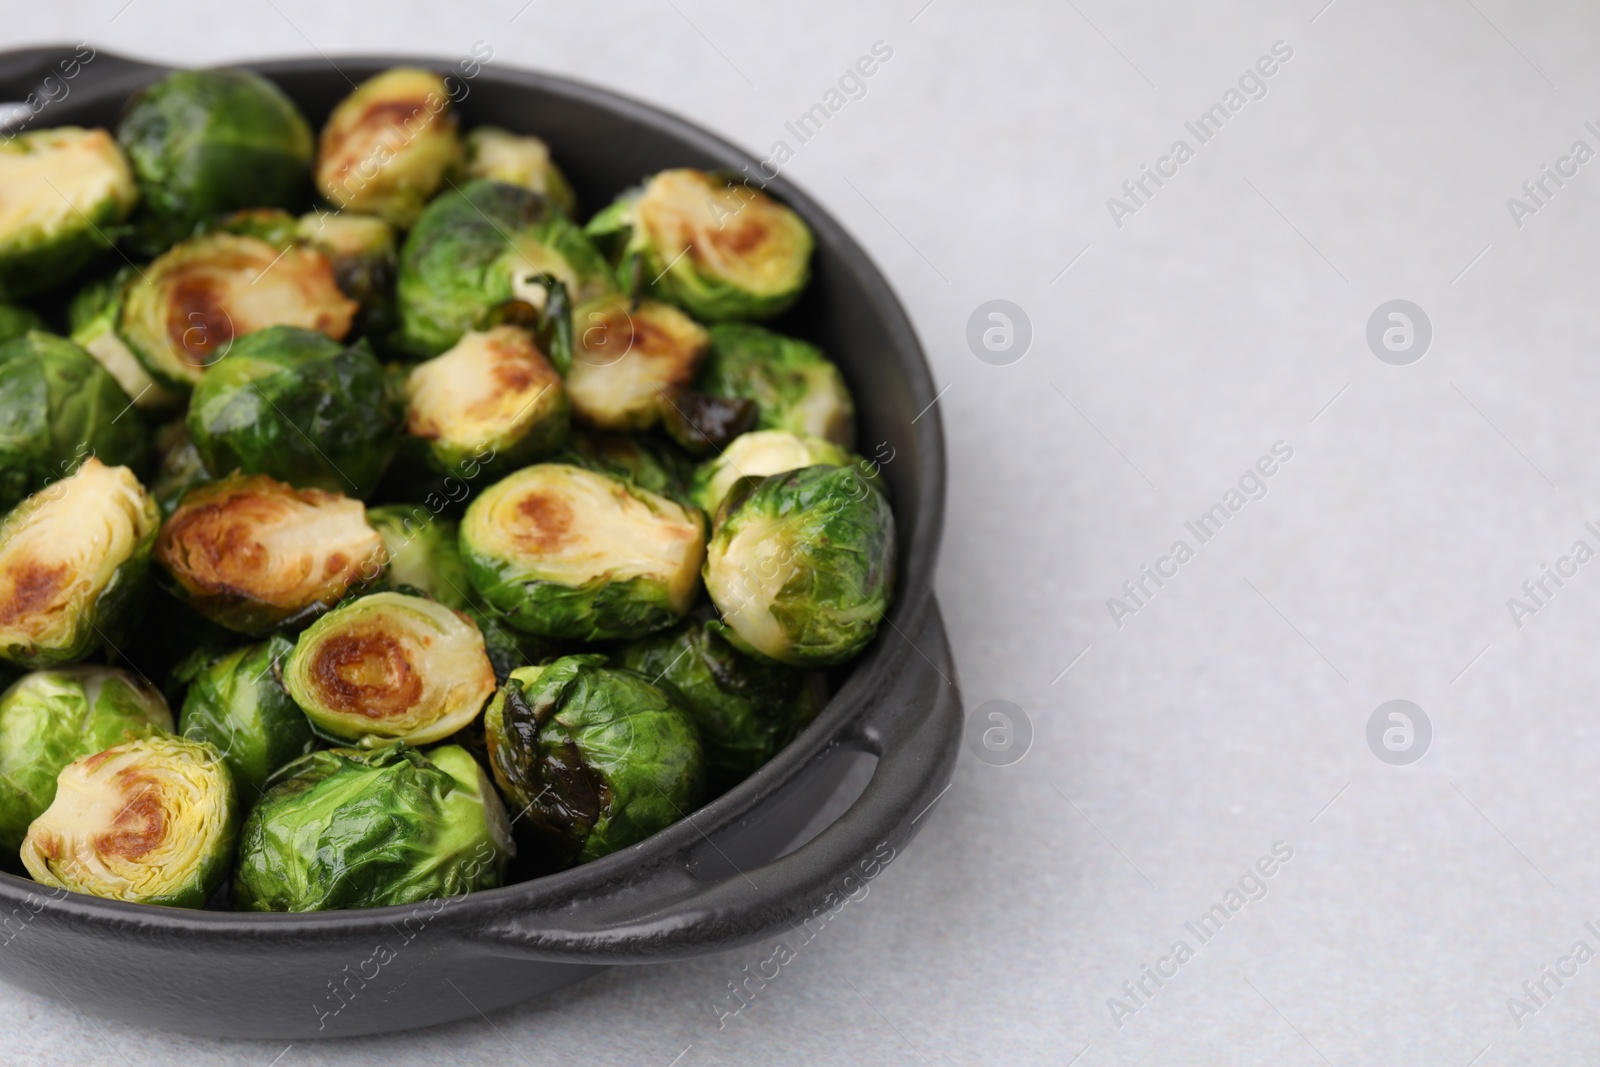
[3,0,1597,1063]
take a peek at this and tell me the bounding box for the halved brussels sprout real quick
[485,655,703,864]
[556,427,695,509]
[119,232,357,390]
[0,331,152,514]
[149,421,212,516]
[0,459,158,667]
[367,505,471,609]
[463,127,576,217]
[154,473,385,635]
[461,463,705,640]
[233,742,511,911]
[298,211,397,344]
[406,326,568,474]
[186,325,400,498]
[698,324,855,447]
[0,303,45,346]
[704,464,894,666]
[178,635,315,799]
[617,617,820,791]
[68,268,183,414]
[587,169,812,322]
[565,294,709,432]
[116,68,313,253]
[0,127,138,300]
[0,666,173,852]
[691,430,851,516]
[283,591,496,746]
[315,68,464,229]
[397,179,615,357]
[20,735,235,907]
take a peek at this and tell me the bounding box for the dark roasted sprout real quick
[178,635,315,799]
[617,617,819,793]
[233,743,511,911]
[484,655,703,865]
[0,63,898,913]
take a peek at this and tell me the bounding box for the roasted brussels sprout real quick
[186,325,400,497]
[658,388,757,456]
[367,505,471,609]
[565,294,709,432]
[587,169,812,322]
[0,127,138,300]
[149,421,212,516]
[315,68,463,229]
[697,324,855,447]
[298,211,398,344]
[704,464,894,666]
[396,179,614,357]
[20,735,235,907]
[405,326,568,474]
[119,232,357,390]
[0,331,152,513]
[461,463,705,640]
[690,430,851,516]
[0,666,173,852]
[178,635,315,799]
[463,127,576,217]
[484,655,703,865]
[283,591,496,746]
[0,303,44,346]
[68,268,183,413]
[556,427,695,509]
[0,459,159,667]
[116,68,313,253]
[154,473,385,635]
[233,743,511,911]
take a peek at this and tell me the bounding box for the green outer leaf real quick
[0,331,150,514]
[232,743,510,911]
[116,68,313,253]
[396,179,614,358]
[0,304,45,347]
[366,505,472,609]
[0,666,173,853]
[483,655,704,865]
[697,323,856,447]
[178,634,314,801]
[616,617,820,792]
[186,325,400,498]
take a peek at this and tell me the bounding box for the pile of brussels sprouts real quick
[0,64,895,912]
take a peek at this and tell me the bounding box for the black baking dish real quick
[0,45,959,1039]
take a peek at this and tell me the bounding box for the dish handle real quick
[0,45,165,123]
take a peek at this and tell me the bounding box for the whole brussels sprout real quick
[564,294,709,432]
[704,464,895,666]
[405,326,568,474]
[315,68,464,229]
[68,268,184,414]
[0,127,138,300]
[116,68,313,253]
[186,325,400,497]
[233,742,512,911]
[616,617,820,792]
[367,505,471,609]
[461,463,705,641]
[485,655,703,864]
[21,735,235,907]
[154,473,385,635]
[556,427,695,509]
[586,169,812,322]
[283,591,496,746]
[178,635,315,799]
[0,666,174,853]
[691,430,851,517]
[149,420,212,516]
[397,179,614,357]
[697,324,855,447]
[119,232,357,390]
[463,127,576,217]
[0,331,151,513]
[0,459,158,667]
[0,303,45,346]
